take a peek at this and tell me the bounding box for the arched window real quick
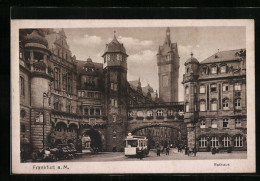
[200,100,206,111]
[222,136,230,147]
[211,99,217,111]
[147,110,153,117]
[137,111,144,117]
[222,98,229,110]
[210,136,219,147]
[199,137,208,147]
[56,122,67,132]
[185,103,190,112]
[185,86,189,94]
[234,135,243,147]
[200,120,206,128]
[157,110,163,117]
[68,124,77,133]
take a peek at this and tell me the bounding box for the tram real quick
[124,133,149,157]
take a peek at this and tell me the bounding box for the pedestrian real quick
[166,146,170,155]
[157,145,161,157]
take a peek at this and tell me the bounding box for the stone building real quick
[19,28,185,157]
[183,49,247,151]
[157,27,180,102]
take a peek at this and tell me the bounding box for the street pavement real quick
[57,148,247,162]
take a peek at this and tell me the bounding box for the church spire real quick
[165,27,171,45]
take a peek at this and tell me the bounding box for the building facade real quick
[183,50,247,151]
[19,28,186,158]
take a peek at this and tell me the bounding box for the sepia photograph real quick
[11,19,255,174]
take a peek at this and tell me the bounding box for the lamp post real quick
[194,118,198,157]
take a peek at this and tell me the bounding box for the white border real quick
[11,19,255,174]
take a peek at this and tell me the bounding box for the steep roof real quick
[128,80,139,91]
[102,36,127,56]
[200,49,245,64]
[75,60,103,76]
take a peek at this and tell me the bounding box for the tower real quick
[183,52,200,149]
[102,33,128,151]
[157,27,180,102]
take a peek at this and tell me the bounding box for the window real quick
[199,137,208,147]
[194,86,197,93]
[137,111,144,117]
[157,110,163,117]
[235,118,242,128]
[66,105,71,113]
[220,66,226,73]
[222,83,229,91]
[222,136,230,147]
[20,110,26,118]
[211,100,217,111]
[111,83,114,90]
[84,108,89,115]
[223,99,229,110]
[96,109,100,116]
[200,100,206,111]
[90,109,94,116]
[200,85,206,93]
[235,83,241,91]
[54,68,60,90]
[210,137,219,147]
[235,99,241,109]
[187,68,189,73]
[147,110,153,117]
[21,124,26,133]
[234,136,243,147]
[111,83,117,91]
[223,119,229,128]
[115,100,118,107]
[128,112,133,118]
[167,110,174,116]
[211,66,217,74]
[202,67,208,75]
[107,54,110,61]
[185,86,189,94]
[185,103,190,112]
[210,84,217,92]
[117,54,121,61]
[113,130,117,138]
[20,76,25,96]
[211,119,217,128]
[200,120,206,128]
[54,102,60,111]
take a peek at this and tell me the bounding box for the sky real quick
[63,27,246,101]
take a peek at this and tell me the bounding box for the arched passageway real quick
[84,129,102,151]
[132,126,183,149]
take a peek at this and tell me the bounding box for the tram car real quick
[125,133,149,157]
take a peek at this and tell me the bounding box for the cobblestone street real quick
[56,148,247,162]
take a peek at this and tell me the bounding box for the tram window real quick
[126,140,138,147]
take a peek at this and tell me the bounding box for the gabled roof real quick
[200,49,245,64]
[75,60,103,76]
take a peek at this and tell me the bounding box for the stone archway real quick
[84,129,102,151]
[131,125,184,149]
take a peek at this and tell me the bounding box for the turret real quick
[102,32,128,151]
